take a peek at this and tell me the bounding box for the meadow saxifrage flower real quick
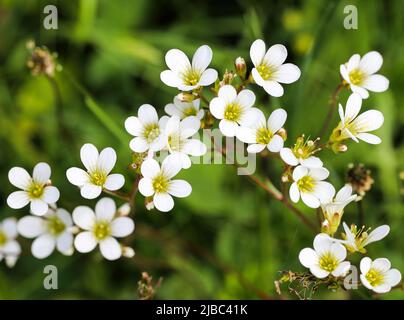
[0,218,21,268]
[360,257,401,293]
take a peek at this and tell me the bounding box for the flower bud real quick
[177,92,196,102]
[346,163,373,199]
[122,246,135,258]
[235,57,246,80]
[118,203,131,216]
[145,197,154,211]
[278,128,287,141]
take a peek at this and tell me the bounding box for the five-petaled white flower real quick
[73,197,135,261]
[0,218,21,268]
[331,93,384,145]
[289,165,335,208]
[299,233,351,279]
[66,143,125,199]
[7,162,60,216]
[250,39,300,97]
[162,115,207,169]
[18,208,75,259]
[209,85,259,137]
[237,108,287,153]
[360,257,401,293]
[160,45,218,91]
[125,104,167,153]
[139,156,192,212]
[340,51,389,99]
[165,97,204,120]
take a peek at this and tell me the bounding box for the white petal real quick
[8,167,31,189]
[289,182,300,203]
[363,225,390,247]
[247,143,266,153]
[272,63,300,84]
[56,232,73,254]
[264,44,287,67]
[33,162,51,184]
[165,115,181,136]
[313,233,334,254]
[356,133,381,144]
[336,185,353,202]
[129,137,149,152]
[178,153,192,169]
[56,208,73,227]
[330,242,347,261]
[100,237,122,261]
[359,51,383,75]
[168,180,192,198]
[153,192,174,212]
[192,45,212,71]
[182,139,207,156]
[43,186,60,204]
[165,48,191,73]
[299,248,317,268]
[97,147,117,174]
[301,192,320,208]
[30,199,49,216]
[292,165,308,181]
[362,74,389,92]
[312,181,335,203]
[310,265,329,279]
[360,257,372,275]
[66,167,89,186]
[138,178,154,197]
[95,197,116,221]
[31,234,55,259]
[104,174,125,191]
[180,116,200,138]
[251,68,266,86]
[237,127,256,144]
[332,261,351,277]
[138,104,158,124]
[218,85,237,104]
[209,97,225,120]
[354,110,384,132]
[372,284,391,294]
[80,183,102,199]
[280,148,299,166]
[141,158,161,179]
[299,156,323,168]
[161,155,182,178]
[344,93,362,123]
[2,240,21,256]
[198,69,218,86]
[350,84,369,99]
[17,216,46,238]
[340,64,350,82]
[7,191,30,209]
[160,70,181,88]
[385,269,402,287]
[309,167,329,180]
[372,258,391,272]
[110,217,135,238]
[124,116,143,136]
[263,81,284,97]
[267,135,284,152]
[149,134,167,152]
[2,218,18,239]
[250,39,266,66]
[219,119,238,137]
[164,103,181,117]
[74,231,97,253]
[238,108,261,127]
[80,143,99,172]
[267,108,287,133]
[347,53,361,71]
[360,274,374,290]
[236,89,256,109]
[72,206,96,230]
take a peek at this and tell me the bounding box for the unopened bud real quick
[235,57,246,80]
[118,203,131,216]
[69,226,80,234]
[278,128,287,141]
[331,142,348,153]
[177,92,195,102]
[122,246,135,258]
[145,197,154,211]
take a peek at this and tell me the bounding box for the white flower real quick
[340,51,389,99]
[332,93,384,144]
[209,85,259,137]
[250,39,300,97]
[18,208,74,259]
[7,162,60,216]
[299,233,351,279]
[165,97,204,120]
[162,115,207,169]
[280,137,323,168]
[237,108,286,153]
[160,45,218,91]
[139,156,192,212]
[125,104,167,153]
[0,218,21,268]
[73,197,135,261]
[339,222,390,254]
[289,165,335,208]
[66,144,125,200]
[360,257,401,293]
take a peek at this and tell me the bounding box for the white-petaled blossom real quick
[0,218,21,268]
[73,197,135,261]
[339,222,390,254]
[125,104,167,153]
[165,97,204,120]
[340,51,389,99]
[299,233,351,279]
[250,39,300,97]
[209,85,259,137]
[139,156,192,212]
[162,115,207,169]
[7,162,60,216]
[280,136,323,168]
[332,93,384,145]
[18,208,74,259]
[289,165,335,208]
[66,143,125,200]
[160,45,218,91]
[360,257,401,293]
[237,108,287,153]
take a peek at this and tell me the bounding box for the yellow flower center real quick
[256,64,273,80]
[89,170,107,186]
[183,69,201,86]
[47,215,66,236]
[27,181,45,199]
[319,252,338,272]
[224,103,242,122]
[168,134,184,152]
[256,127,273,145]
[349,68,364,85]
[297,176,315,193]
[0,231,7,246]
[143,123,160,143]
[152,174,169,193]
[366,268,384,287]
[93,221,111,240]
[292,136,319,160]
[183,107,197,117]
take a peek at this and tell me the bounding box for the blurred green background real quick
[0,0,403,299]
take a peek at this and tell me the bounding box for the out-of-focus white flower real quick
[340,51,389,99]
[280,136,323,168]
[73,198,135,261]
[250,39,300,97]
[165,97,204,120]
[0,218,21,268]
[18,208,74,259]
[160,45,218,91]
[138,156,192,212]
[360,257,401,293]
[299,233,351,279]
[289,165,335,208]
[125,104,167,153]
[66,143,125,200]
[237,108,287,153]
[7,162,60,216]
[209,85,259,137]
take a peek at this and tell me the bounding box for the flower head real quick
[125,104,167,153]
[237,108,287,153]
[289,165,335,208]
[280,135,323,168]
[340,51,389,99]
[160,45,218,91]
[139,156,192,212]
[18,208,74,259]
[360,257,401,293]
[66,144,125,199]
[7,162,60,216]
[165,97,204,120]
[0,218,21,268]
[299,233,351,279]
[346,163,374,199]
[73,197,135,261]
[209,85,258,137]
[250,39,300,97]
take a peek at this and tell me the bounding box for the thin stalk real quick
[318,83,344,138]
